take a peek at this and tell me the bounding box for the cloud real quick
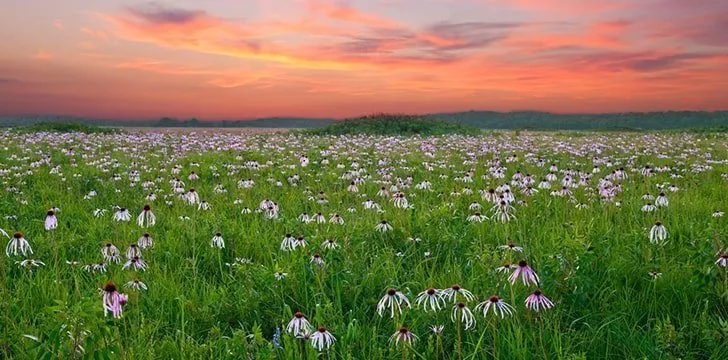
[125,2,207,25]
[53,20,64,29]
[81,27,109,42]
[33,51,54,60]
[305,0,401,28]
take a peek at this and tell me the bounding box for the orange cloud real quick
[81,27,109,42]
[33,51,54,60]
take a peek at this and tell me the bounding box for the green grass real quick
[10,121,121,134]
[304,113,483,136]
[0,130,727,359]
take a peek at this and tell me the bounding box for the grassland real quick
[0,129,727,359]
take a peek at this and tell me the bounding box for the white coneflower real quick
[451,302,476,330]
[310,326,335,352]
[310,253,325,266]
[641,203,656,212]
[649,222,668,244]
[5,232,33,257]
[44,210,58,231]
[198,201,211,211]
[211,232,225,248]
[389,327,418,347]
[286,312,313,335]
[102,243,121,263]
[415,288,445,312]
[241,207,252,214]
[475,295,514,319]
[648,270,663,279]
[655,193,668,207]
[138,233,153,249]
[274,271,287,280]
[123,256,147,271]
[712,210,724,218]
[137,205,156,227]
[377,288,412,318]
[524,290,554,312]
[113,208,131,222]
[375,220,393,232]
[124,279,148,291]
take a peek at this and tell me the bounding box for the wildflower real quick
[44,210,58,231]
[430,325,444,334]
[641,203,656,212]
[322,238,339,250]
[498,243,523,252]
[274,271,287,280]
[310,326,336,352]
[16,259,45,268]
[713,211,724,218]
[524,290,554,312]
[649,222,668,244]
[416,288,445,312]
[496,263,514,273]
[389,327,418,347]
[509,259,540,286]
[113,208,131,222]
[137,205,156,227]
[716,253,728,267]
[5,232,33,257]
[377,288,411,318]
[211,232,225,248]
[280,234,296,251]
[138,233,153,249]
[451,302,476,330]
[198,201,211,211]
[467,212,487,222]
[185,189,200,204]
[93,208,107,218]
[655,193,668,207]
[102,282,126,318]
[475,295,515,319]
[442,284,476,303]
[648,271,663,279]
[329,214,344,225]
[102,243,121,263]
[286,312,313,335]
[375,220,393,232]
[125,279,148,291]
[310,253,325,266]
[125,244,141,259]
[122,256,147,271]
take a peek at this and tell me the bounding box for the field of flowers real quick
[1,129,727,359]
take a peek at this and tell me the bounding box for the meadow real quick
[1,129,727,359]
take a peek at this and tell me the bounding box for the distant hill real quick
[1,110,726,131]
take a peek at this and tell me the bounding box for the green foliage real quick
[11,122,120,134]
[305,113,483,136]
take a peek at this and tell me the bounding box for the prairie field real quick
[1,129,727,359]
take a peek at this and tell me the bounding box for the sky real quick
[0,0,727,120]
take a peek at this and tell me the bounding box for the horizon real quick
[1,0,727,119]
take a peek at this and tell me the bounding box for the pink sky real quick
[0,0,727,119]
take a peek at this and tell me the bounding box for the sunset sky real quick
[1,0,727,119]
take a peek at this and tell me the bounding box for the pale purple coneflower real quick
[716,253,728,267]
[712,211,724,218]
[125,244,141,259]
[124,279,148,291]
[509,259,540,286]
[113,208,131,222]
[280,233,296,251]
[123,256,147,271]
[430,324,444,334]
[451,302,476,330]
[137,205,156,227]
[524,290,554,312]
[211,232,225,248]
[310,253,325,266]
[329,214,344,225]
[102,282,126,318]
[185,189,200,204]
[655,193,668,207]
[286,312,313,336]
[375,220,393,232]
[274,271,287,280]
[389,327,418,347]
[466,212,487,223]
[93,208,107,218]
[415,288,445,312]
[442,284,476,303]
[16,259,45,268]
[475,295,515,319]
[322,238,339,250]
[138,233,153,249]
[44,210,58,231]
[102,243,121,263]
[5,232,33,257]
[198,201,211,211]
[377,288,411,318]
[498,243,523,252]
[310,326,336,352]
[649,222,668,244]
